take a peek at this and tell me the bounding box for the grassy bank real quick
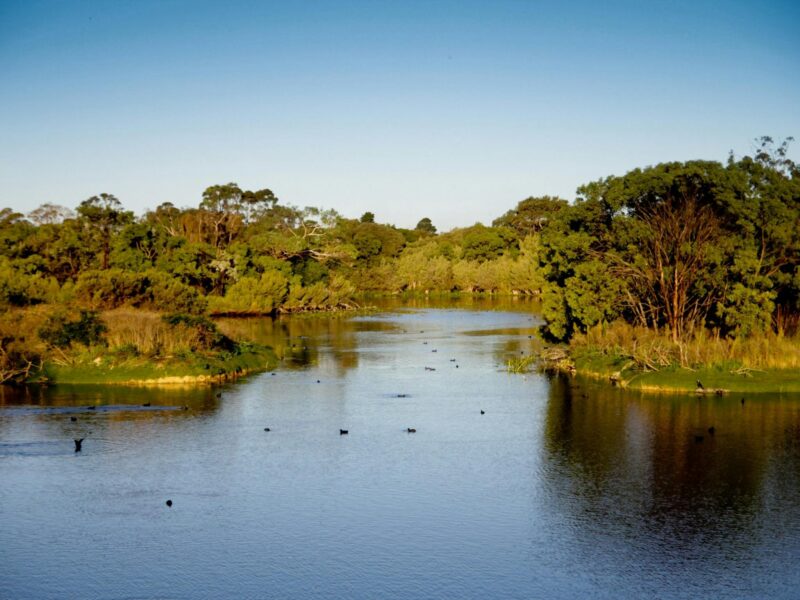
[570,353,800,393]
[1,307,278,385]
[37,343,277,385]
[546,321,800,394]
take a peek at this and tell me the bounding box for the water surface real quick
[1,303,799,599]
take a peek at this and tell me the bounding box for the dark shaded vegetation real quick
[38,310,107,349]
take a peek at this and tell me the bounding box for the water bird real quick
[264,427,271,432]
[216,392,222,398]
[423,342,428,345]
[450,359,456,362]
[456,365,459,368]
[424,366,436,371]
[708,426,716,435]
[340,429,349,435]
[70,416,77,422]
[407,428,416,433]
[182,406,189,410]
[74,438,84,452]
[741,398,746,405]
[316,379,321,383]
[396,394,409,398]
[480,410,485,415]
[271,372,276,376]
[432,349,437,353]
[87,406,96,410]
[696,380,704,390]
[142,402,151,407]
[166,499,172,507]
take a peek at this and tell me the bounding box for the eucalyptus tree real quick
[200,183,278,248]
[27,203,75,225]
[539,143,799,341]
[76,194,133,270]
[493,196,568,236]
[415,217,437,234]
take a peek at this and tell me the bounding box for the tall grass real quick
[102,309,202,356]
[572,321,800,370]
[506,354,538,373]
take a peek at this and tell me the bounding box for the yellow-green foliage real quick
[282,273,357,312]
[74,268,206,313]
[0,306,51,380]
[347,259,398,292]
[390,233,542,294]
[451,255,539,294]
[572,320,800,370]
[507,354,537,373]
[102,309,207,356]
[0,259,64,306]
[208,270,289,315]
[395,243,454,291]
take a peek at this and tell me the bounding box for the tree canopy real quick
[538,139,799,341]
[0,137,795,340]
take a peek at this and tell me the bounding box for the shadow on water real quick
[217,315,369,374]
[541,374,800,578]
[217,296,541,376]
[0,385,221,456]
[369,294,541,312]
[0,383,219,412]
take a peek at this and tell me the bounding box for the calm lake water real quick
[1,299,799,599]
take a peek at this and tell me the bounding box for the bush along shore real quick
[539,321,800,394]
[0,307,277,385]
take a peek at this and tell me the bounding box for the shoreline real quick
[547,352,800,394]
[28,345,279,387]
[39,367,266,387]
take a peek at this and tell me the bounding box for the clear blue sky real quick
[1,0,798,230]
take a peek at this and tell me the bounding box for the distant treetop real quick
[415,217,437,234]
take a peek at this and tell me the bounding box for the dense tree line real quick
[0,136,797,349]
[0,184,539,320]
[538,137,800,341]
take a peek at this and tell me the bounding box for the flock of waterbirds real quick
[64,330,487,508]
[62,332,743,507]
[258,333,478,438]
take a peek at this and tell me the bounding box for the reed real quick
[507,354,538,373]
[571,321,800,371]
[101,309,202,356]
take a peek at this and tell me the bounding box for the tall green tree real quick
[539,148,799,341]
[493,196,568,236]
[76,194,133,270]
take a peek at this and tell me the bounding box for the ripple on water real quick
[0,440,69,458]
[0,404,184,416]
[0,435,131,457]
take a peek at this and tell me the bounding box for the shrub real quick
[162,313,234,351]
[74,268,207,314]
[207,270,289,315]
[38,310,107,348]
